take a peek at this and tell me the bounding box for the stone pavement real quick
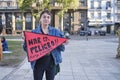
[1,38,120,80]
[0,67,14,80]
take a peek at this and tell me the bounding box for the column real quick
[12,13,15,35]
[32,16,35,29]
[2,13,6,35]
[55,14,59,29]
[22,13,25,30]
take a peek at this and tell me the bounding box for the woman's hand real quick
[63,40,69,45]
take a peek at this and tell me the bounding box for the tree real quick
[18,0,51,17]
[54,0,79,31]
[18,0,79,31]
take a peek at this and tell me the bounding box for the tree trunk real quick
[0,38,2,61]
[116,29,120,58]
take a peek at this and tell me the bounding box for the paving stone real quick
[1,38,120,80]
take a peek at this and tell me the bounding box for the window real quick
[26,14,32,22]
[15,13,22,30]
[90,13,94,19]
[91,1,94,9]
[79,1,85,6]
[97,1,101,9]
[107,13,111,19]
[25,13,32,30]
[81,12,85,18]
[0,2,2,6]
[106,1,111,9]
[117,15,120,21]
[7,2,11,7]
[98,13,101,19]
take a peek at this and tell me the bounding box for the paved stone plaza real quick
[1,37,120,80]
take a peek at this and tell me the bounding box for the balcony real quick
[50,2,87,10]
[0,0,13,1]
[117,1,120,6]
[0,6,18,9]
[32,1,87,10]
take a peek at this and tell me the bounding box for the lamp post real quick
[85,19,89,40]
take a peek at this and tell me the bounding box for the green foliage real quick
[18,0,51,18]
[16,19,25,24]
[18,0,79,17]
[18,0,32,10]
[55,0,79,16]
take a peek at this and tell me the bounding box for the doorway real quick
[106,25,111,34]
[5,13,12,34]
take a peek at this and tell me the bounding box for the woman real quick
[1,36,8,51]
[23,9,66,80]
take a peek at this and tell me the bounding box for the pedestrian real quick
[1,36,8,51]
[23,9,66,80]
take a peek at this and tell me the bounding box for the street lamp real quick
[85,19,90,41]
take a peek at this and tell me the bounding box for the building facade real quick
[0,0,34,35]
[115,0,120,31]
[115,0,120,23]
[88,0,116,34]
[63,0,87,34]
[0,0,87,35]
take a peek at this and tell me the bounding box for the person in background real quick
[1,36,8,51]
[23,9,67,80]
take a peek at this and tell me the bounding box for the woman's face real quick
[40,13,51,26]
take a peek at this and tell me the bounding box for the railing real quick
[0,6,18,9]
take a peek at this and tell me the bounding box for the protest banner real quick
[24,31,68,62]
